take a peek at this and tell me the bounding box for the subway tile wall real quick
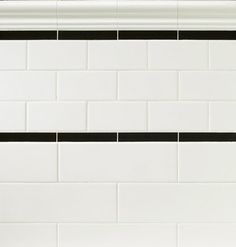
[1,39,236,246]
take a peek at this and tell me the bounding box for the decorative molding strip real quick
[1,1,236,31]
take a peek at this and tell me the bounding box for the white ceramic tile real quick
[210,41,236,69]
[0,72,56,101]
[179,143,236,182]
[59,224,177,247]
[0,41,26,70]
[0,143,57,182]
[149,102,208,131]
[148,41,208,70]
[0,184,116,222]
[88,102,147,131]
[28,41,87,70]
[0,224,57,247]
[179,71,236,101]
[119,183,236,222]
[88,41,147,70]
[27,102,86,131]
[179,224,236,247]
[0,103,25,131]
[58,71,116,100]
[118,71,177,100]
[210,102,236,131]
[59,143,177,182]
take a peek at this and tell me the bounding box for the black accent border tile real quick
[179,30,236,40]
[58,31,117,40]
[0,133,56,142]
[179,132,236,142]
[0,31,57,40]
[118,132,178,142]
[58,132,117,142]
[118,30,177,40]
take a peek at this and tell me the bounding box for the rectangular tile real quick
[28,41,87,70]
[179,31,236,40]
[58,132,117,142]
[0,224,57,247]
[58,71,116,101]
[88,41,147,70]
[0,143,57,182]
[59,143,177,182]
[0,184,116,222]
[27,102,86,132]
[179,224,236,247]
[118,71,177,100]
[210,41,236,69]
[59,224,177,247]
[119,184,236,222]
[0,41,26,70]
[0,31,57,40]
[0,71,56,100]
[118,132,177,142]
[148,40,208,70]
[59,31,117,40]
[179,71,236,101]
[0,132,56,142]
[179,143,236,182]
[148,102,208,131]
[210,103,236,131]
[0,103,25,131]
[179,132,236,142]
[88,102,146,131]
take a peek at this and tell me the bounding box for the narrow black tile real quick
[179,31,236,40]
[179,132,236,142]
[58,132,117,142]
[0,31,57,40]
[58,31,117,40]
[118,132,178,142]
[118,30,177,40]
[0,133,56,142]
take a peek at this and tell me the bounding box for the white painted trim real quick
[0,1,236,31]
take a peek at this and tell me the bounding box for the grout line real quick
[208,40,210,69]
[25,102,27,132]
[56,133,60,182]
[86,41,89,70]
[176,223,179,247]
[26,41,28,70]
[85,102,88,131]
[57,223,59,247]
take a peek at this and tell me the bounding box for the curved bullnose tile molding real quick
[0,1,57,30]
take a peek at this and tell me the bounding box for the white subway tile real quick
[118,71,177,100]
[0,41,26,70]
[119,184,236,222]
[179,71,236,101]
[179,224,236,247]
[59,224,176,247]
[88,41,147,70]
[179,143,236,182]
[149,102,208,131]
[88,102,146,131]
[28,41,87,70]
[27,102,86,131]
[210,41,236,69]
[0,72,56,101]
[58,71,116,100]
[59,143,177,182]
[0,224,57,247]
[0,103,25,131]
[0,184,116,222]
[148,41,208,70]
[210,102,236,131]
[0,143,57,182]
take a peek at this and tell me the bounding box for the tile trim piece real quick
[0,31,57,40]
[1,1,236,31]
[0,132,236,142]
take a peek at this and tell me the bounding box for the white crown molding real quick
[0,1,236,31]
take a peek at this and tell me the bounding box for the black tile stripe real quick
[0,133,56,142]
[58,31,117,40]
[179,132,236,142]
[0,31,57,40]
[58,132,117,142]
[118,30,177,40]
[118,132,178,142]
[179,30,236,40]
